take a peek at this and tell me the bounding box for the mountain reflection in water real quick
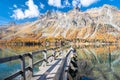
[0,45,57,58]
[0,44,120,80]
[76,44,120,80]
[0,45,59,80]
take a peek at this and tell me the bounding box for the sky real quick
[0,0,120,25]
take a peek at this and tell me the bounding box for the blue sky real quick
[0,0,120,25]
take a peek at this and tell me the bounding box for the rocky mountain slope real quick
[0,4,120,42]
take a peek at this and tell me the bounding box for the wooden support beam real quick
[28,52,33,78]
[20,55,26,80]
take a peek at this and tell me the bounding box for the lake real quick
[0,45,58,80]
[75,44,120,80]
[0,44,120,80]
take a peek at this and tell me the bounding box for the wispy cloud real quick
[72,0,99,8]
[11,0,40,20]
[40,3,44,9]
[13,4,17,8]
[48,0,63,8]
[48,0,71,8]
[81,0,99,7]
[64,0,70,7]
[72,0,80,8]
[0,16,10,25]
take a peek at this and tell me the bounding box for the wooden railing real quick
[0,47,61,80]
[58,48,75,80]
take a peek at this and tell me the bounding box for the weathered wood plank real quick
[20,55,26,80]
[0,55,21,63]
[33,59,44,66]
[32,50,45,55]
[0,46,68,80]
[59,50,73,80]
[5,71,22,80]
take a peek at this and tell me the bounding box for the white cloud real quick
[12,9,25,19]
[48,0,71,8]
[40,3,44,9]
[11,0,40,20]
[13,4,17,8]
[72,0,99,8]
[80,0,99,7]
[64,0,70,6]
[48,0,62,8]
[72,0,80,7]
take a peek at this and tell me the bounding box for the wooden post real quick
[108,46,112,70]
[20,55,26,80]
[52,50,56,60]
[29,52,33,77]
[43,49,47,60]
[59,48,62,56]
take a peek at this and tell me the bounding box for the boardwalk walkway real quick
[0,47,75,80]
[31,50,66,80]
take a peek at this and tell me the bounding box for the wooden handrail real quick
[0,46,61,80]
[58,49,75,80]
[0,55,21,63]
[5,71,23,80]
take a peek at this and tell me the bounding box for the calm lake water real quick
[0,45,57,80]
[76,44,120,80]
[0,44,120,80]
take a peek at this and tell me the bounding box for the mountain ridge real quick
[0,4,120,43]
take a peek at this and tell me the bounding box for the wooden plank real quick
[5,71,22,80]
[23,53,30,57]
[0,55,21,63]
[59,50,72,80]
[32,50,45,55]
[0,46,65,80]
[20,55,26,80]
[25,66,31,71]
[38,59,62,80]
[31,50,69,80]
[33,59,44,66]
[47,58,65,80]
[28,52,33,79]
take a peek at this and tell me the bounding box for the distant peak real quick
[75,7,80,11]
[102,4,118,10]
[103,4,112,8]
[46,10,52,17]
[70,7,81,13]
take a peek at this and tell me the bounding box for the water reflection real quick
[0,60,21,80]
[0,44,120,80]
[76,45,120,80]
[0,45,59,58]
[0,45,60,80]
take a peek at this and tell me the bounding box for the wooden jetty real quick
[0,46,76,80]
